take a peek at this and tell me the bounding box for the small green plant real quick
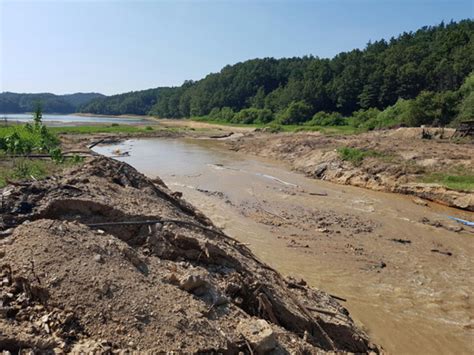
[264,124,283,133]
[49,147,64,163]
[33,102,43,126]
[0,104,61,158]
[12,159,47,180]
[145,126,153,130]
[70,154,84,164]
[337,147,381,166]
[111,123,120,127]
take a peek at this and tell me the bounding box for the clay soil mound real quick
[0,157,378,353]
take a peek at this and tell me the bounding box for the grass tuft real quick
[337,147,382,166]
[421,173,474,191]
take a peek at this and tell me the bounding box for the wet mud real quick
[94,137,473,354]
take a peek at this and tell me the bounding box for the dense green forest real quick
[77,88,164,115]
[79,20,473,127]
[8,20,465,128]
[0,92,104,113]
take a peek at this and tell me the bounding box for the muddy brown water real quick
[94,138,474,354]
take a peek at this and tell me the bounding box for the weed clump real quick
[337,147,382,166]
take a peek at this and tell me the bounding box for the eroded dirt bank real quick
[228,128,474,211]
[0,157,379,353]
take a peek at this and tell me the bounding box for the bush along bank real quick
[0,105,84,187]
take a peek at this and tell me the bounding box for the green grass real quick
[191,117,363,135]
[281,124,363,135]
[337,147,384,166]
[421,173,474,191]
[0,124,60,154]
[0,159,50,187]
[49,125,157,134]
[0,157,84,188]
[191,117,265,128]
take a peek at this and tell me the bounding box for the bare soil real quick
[228,127,474,211]
[0,157,379,353]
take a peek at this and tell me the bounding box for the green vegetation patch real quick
[49,124,156,135]
[0,157,84,188]
[0,105,85,188]
[420,173,474,191]
[337,147,383,166]
[0,124,59,154]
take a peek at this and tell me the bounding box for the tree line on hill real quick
[142,19,472,128]
[9,20,473,128]
[0,92,104,114]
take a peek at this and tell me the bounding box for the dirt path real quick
[94,137,474,354]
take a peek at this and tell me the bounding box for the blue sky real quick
[1,0,472,95]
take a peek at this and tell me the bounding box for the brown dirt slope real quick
[0,157,378,353]
[229,128,474,211]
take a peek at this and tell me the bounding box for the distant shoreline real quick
[0,112,158,122]
[74,112,157,120]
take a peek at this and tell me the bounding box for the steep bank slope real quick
[229,128,474,211]
[0,157,378,353]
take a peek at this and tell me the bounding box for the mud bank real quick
[229,128,474,211]
[0,157,379,353]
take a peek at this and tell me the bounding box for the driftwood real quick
[209,132,234,139]
[274,276,337,351]
[0,152,97,159]
[309,192,328,196]
[306,306,339,317]
[88,139,106,149]
[257,292,280,325]
[5,179,32,187]
[329,294,347,302]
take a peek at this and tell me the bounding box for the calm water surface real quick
[0,113,151,126]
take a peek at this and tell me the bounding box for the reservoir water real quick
[0,113,151,125]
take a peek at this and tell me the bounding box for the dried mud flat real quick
[0,157,379,353]
[229,127,474,211]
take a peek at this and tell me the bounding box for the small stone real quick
[93,254,103,263]
[412,197,428,206]
[179,274,206,291]
[237,319,277,353]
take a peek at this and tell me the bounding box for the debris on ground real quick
[390,238,412,244]
[431,249,453,256]
[0,157,379,353]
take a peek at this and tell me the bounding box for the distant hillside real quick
[80,20,473,127]
[0,92,105,113]
[79,88,164,115]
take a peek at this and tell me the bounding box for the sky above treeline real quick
[1,0,472,95]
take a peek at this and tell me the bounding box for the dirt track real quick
[0,157,378,353]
